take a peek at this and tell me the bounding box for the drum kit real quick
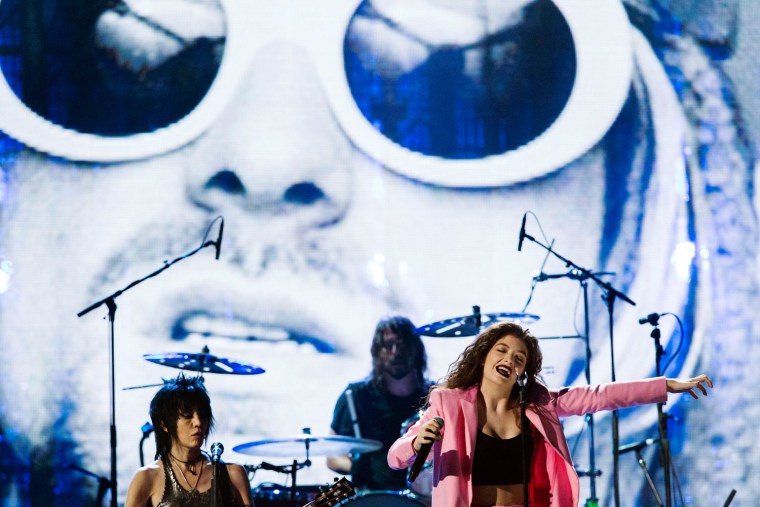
[138,308,539,506]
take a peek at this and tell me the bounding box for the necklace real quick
[170,455,204,491]
[169,452,203,474]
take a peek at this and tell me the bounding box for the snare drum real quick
[345,490,426,506]
[400,412,433,499]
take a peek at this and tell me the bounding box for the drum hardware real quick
[517,213,635,507]
[123,345,265,390]
[251,482,322,507]
[76,216,223,507]
[233,430,382,458]
[416,305,539,338]
[143,345,265,375]
[251,477,354,507]
[236,428,380,502]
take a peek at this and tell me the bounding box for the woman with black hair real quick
[125,374,253,507]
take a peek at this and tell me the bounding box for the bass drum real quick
[346,491,426,506]
[400,412,433,500]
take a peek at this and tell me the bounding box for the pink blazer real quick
[388,377,667,507]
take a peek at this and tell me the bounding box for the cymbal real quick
[143,346,265,375]
[417,310,539,338]
[233,434,382,457]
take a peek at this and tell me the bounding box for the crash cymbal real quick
[143,346,265,375]
[417,307,539,338]
[233,434,382,457]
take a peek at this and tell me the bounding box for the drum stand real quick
[520,225,635,507]
[244,459,311,502]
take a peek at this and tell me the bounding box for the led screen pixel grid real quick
[0,0,758,505]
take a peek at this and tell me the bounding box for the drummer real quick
[125,373,254,507]
[327,316,434,490]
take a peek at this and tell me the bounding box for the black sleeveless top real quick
[471,430,533,485]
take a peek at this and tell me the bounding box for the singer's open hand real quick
[666,374,713,399]
[413,418,443,452]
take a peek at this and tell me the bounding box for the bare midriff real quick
[471,483,525,506]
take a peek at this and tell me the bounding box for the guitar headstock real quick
[303,477,355,507]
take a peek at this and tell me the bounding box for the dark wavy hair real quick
[439,322,542,403]
[370,315,427,391]
[150,373,214,459]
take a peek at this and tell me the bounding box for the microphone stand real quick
[521,230,635,507]
[634,449,663,507]
[647,319,673,506]
[518,376,529,507]
[65,464,111,507]
[212,458,219,507]
[77,234,219,506]
[534,271,611,506]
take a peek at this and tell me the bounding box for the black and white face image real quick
[0,0,757,505]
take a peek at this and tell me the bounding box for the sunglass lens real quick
[343,0,576,159]
[0,0,225,136]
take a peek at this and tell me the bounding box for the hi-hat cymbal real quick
[233,434,382,457]
[143,346,265,375]
[417,310,539,338]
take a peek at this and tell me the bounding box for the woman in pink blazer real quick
[388,322,712,507]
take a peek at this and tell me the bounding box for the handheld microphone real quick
[517,213,527,252]
[617,437,659,455]
[638,313,661,326]
[409,417,444,482]
[214,218,224,260]
[210,442,224,463]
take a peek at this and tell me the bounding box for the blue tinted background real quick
[0,1,758,506]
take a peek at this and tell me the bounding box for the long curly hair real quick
[369,315,427,391]
[150,373,214,459]
[439,322,542,402]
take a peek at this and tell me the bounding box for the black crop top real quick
[471,429,533,485]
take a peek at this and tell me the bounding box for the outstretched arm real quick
[666,374,713,399]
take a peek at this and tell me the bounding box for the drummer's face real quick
[0,0,633,494]
[378,330,414,380]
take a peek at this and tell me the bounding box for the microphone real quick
[409,416,444,482]
[210,442,224,463]
[617,437,659,455]
[638,313,661,326]
[214,218,224,260]
[517,213,527,252]
[532,272,548,282]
